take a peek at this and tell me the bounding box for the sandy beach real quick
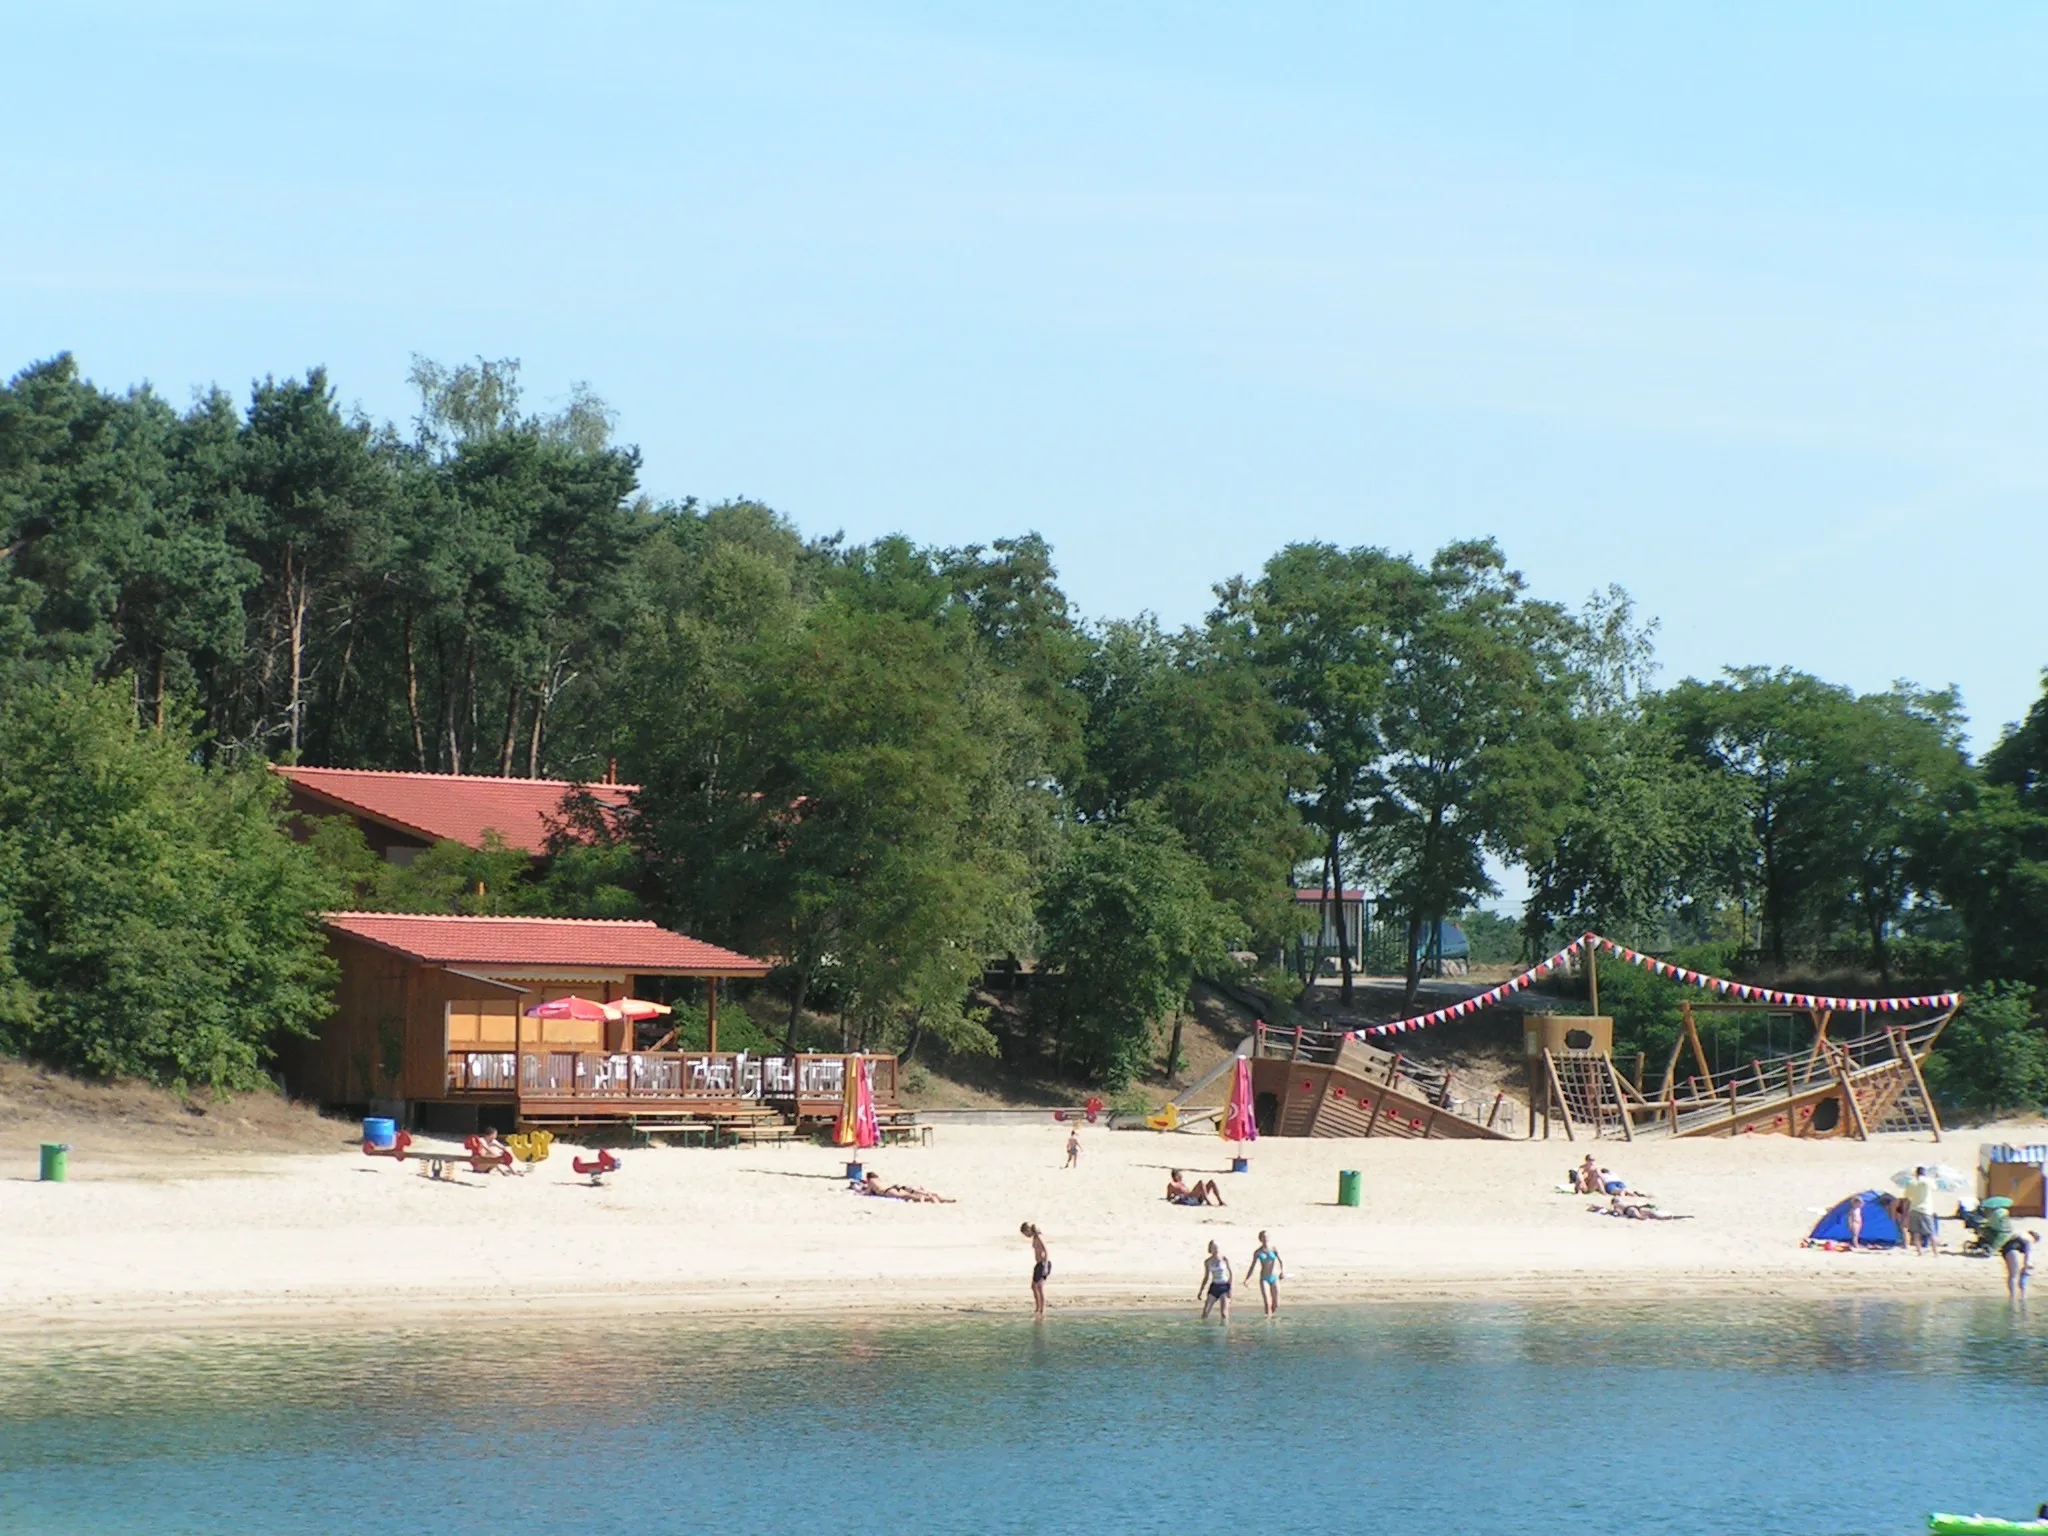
[6,1116,2042,1337]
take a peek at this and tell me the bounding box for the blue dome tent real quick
[1807,1190,1903,1247]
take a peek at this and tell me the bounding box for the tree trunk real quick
[527,688,546,776]
[153,652,167,732]
[1164,1009,1186,1085]
[1402,912,1424,1005]
[403,612,427,769]
[285,552,309,756]
[498,683,521,776]
[1331,831,1354,1006]
[782,961,811,1059]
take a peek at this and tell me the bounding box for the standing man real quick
[1904,1168,1939,1256]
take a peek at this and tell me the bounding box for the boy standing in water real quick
[1022,1223,1050,1318]
[1247,1231,1285,1315]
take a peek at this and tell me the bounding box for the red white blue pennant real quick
[1355,932,1962,1039]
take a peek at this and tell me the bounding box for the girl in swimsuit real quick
[1248,1231,1284,1316]
[1197,1240,1233,1323]
[1022,1223,1050,1319]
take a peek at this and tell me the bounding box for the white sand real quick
[3,1121,2038,1335]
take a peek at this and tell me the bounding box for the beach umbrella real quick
[523,996,610,1021]
[1222,1057,1258,1145]
[834,1055,879,1149]
[1891,1164,1967,1192]
[605,998,673,1022]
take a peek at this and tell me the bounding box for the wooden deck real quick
[441,1049,899,1128]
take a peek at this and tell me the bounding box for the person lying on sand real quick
[1591,1195,1689,1221]
[853,1171,954,1203]
[1166,1169,1225,1206]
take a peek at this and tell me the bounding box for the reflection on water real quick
[2,1299,2042,1535]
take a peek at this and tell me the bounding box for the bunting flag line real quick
[1354,932,1962,1040]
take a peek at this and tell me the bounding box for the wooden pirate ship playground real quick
[1255,933,1959,1143]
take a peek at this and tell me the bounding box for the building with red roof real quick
[273,766,635,861]
[288,912,779,1122]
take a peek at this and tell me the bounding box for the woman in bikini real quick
[1022,1222,1050,1319]
[1247,1231,1284,1316]
[1197,1240,1233,1323]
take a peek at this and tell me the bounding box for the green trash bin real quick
[40,1143,70,1182]
[1337,1168,1361,1207]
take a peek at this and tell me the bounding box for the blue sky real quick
[5,2,2045,747]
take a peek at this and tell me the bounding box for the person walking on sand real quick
[1022,1223,1050,1318]
[1248,1231,1285,1316]
[1065,1128,1080,1169]
[1197,1240,1233,1323]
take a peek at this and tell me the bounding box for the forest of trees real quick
[3,353,2045,1107]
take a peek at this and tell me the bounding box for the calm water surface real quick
[1,1299,2042,1534]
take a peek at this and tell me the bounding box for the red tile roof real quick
[323,913,769,974]
[276,767,636,852]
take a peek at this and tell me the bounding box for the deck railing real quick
[444,1049,898,1106]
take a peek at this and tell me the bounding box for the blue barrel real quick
[363,1117,398,1149]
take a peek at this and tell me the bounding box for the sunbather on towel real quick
[854,1171,954,1203]
[1591,1194,1689,1221]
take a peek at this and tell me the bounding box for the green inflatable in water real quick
[1930,1517,2048,1535]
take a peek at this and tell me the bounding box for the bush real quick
[1922,982,2048,1119]
[0,678,337,1090]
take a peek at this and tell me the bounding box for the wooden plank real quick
[1829,1044,1870,1141]
[1542,1051,1576,1142]
[1603,1056,1635,1141]
[1892,1027,1943,1144]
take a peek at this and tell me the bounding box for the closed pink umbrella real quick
[1223,1057,1258,1160]
[524,996,611,1022]
[605,998,672,1022]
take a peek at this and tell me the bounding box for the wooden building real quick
[274,766,635,864]
[287,912,894,1132]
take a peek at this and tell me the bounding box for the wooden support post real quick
[1828,1044,1871,1141]
[1633,1053,1647,1097]
[1891,1026,1943,1144]
[1603,1056,1635,1141]
[1683,1005,1713,1086]
[1586,942,1600,1018]
[1486,1090,1505,1131]
[1542,1050,1576,1142]
[1785,1060,1803,1138]
[706,978,719,1056]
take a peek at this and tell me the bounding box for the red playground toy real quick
[572,1149,622,1185]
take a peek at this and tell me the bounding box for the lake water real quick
[2,1298,2043,1535]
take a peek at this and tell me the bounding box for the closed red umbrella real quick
[1223,1057,1258,1145]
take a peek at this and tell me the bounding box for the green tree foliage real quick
[1036,805,1235,1088]
[1662,669,1968,971]
[1922,983,2048,1118]
[1070,617,1311,946]
[10,348,2048,1093]
[0,676,336,1089]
